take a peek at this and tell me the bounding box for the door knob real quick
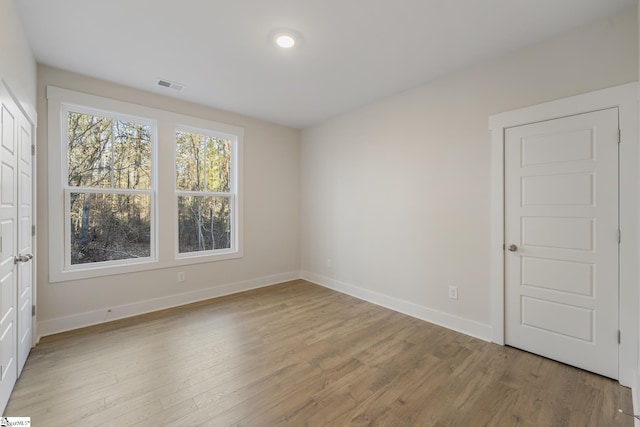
[507,244,517,252]
[14,253,33,263]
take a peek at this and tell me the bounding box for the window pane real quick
[176,130,231,192]
[69,192,151,264]
[68,111,151,190]
[112,119,152,190]
[178,196,231,253]
[204,137,231,192]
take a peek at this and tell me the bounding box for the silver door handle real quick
[14,253,33,263]
[507,244,517,252]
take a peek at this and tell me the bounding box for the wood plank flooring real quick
[5,280,634,426]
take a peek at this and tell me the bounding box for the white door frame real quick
[488,82,638,387]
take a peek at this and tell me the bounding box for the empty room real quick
[1,0,639,425]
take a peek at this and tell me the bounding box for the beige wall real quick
[301,8,638,335]
[0,0,36,116]
[37,65,301,333]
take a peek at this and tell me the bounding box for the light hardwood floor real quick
[5,280,634,426]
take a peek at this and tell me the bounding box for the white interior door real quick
[504,108,619,379]
[0,85,19,411]
[0,82,34,413]
[16,107,33,374]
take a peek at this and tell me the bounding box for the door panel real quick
[521,296,593,341]
[0,87,18,411]
[17,112,32,373]
[521,173,593,206]
[521,217,594,250]
[521,257,593,296]
[520,128,593,165]
[505,108,618,379]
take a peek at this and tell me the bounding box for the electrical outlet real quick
[177,271,185,282]
[448,286,458,300]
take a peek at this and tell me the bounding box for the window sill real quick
[49,250,243,283]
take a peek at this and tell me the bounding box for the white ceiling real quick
[17,0,636,129]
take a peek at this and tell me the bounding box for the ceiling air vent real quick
[156,79,184,92]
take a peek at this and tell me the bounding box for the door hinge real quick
[617,129,621,144]
[32,305,35,316]
[618,330,621,344]
[31,145,35,156]
[618,229,621,244]
[32,225,35,236]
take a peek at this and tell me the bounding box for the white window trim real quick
[47,86,244,283]
[60,103,158,273]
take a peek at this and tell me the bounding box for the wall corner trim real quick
[301,271,492,342]
[633,373,640,427]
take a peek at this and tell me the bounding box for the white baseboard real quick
[37,271,302,339]
[301,271,492,342]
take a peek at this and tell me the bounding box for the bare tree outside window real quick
[175,130,233,254]
[67,111,153,264]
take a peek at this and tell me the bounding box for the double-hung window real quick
[175,128,237,256]
[48,86,243,282]
[65,107,155,267]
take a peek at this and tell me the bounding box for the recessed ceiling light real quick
[269,28,302,49]
[274,32,297,49]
